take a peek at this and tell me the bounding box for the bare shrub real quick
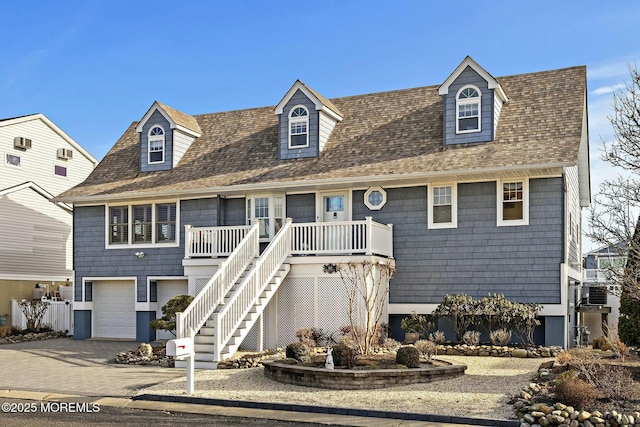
[415,339,437,361]
[295,328,315,347]
[462,330,480,346]
[489,328,512,346]
[382,337,401,351]
[553,370,599,410]
[0,325,11,338]
[429,330,446,345]
[593,365,635,401]
[17,300,49,332]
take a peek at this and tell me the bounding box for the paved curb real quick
[134,393,521,427]
[0,389,520,426]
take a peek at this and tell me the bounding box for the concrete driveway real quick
[0,338,183,397]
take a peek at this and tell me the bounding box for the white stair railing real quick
[211,219,293,360]
[177,223,259,339]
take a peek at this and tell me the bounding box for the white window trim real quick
[288,105,309,149]
[497,178,529,227]
[53,163,68,178]
[428,183,457,229]
[5,152,22,168]
[246,194,286,242]
[105,200,180,249]
[456,85,481,134]
[148,126,165,164]
[364,187,387,210]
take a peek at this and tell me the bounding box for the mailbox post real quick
[166,337,195,394]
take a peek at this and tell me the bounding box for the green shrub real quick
[619,292,640,347]
[285,342,310,363]
[150,295,194,335]
[396,346,420,368]
[400,312,433,336]
[432,294,478,342]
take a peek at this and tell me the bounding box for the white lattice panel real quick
[317,277,351,341]
[277,277,315,346]
[194,277,209,295]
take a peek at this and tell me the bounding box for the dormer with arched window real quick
[136,101,201,172]
[439,56,508,145]
[275,80,343,160]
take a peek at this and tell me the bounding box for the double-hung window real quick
[148,126,165,164]
[428,184,457,229]
[289,106,309,148]
[108,202,178,246]
[246,195,285,240]
[497,179,529,226]
[456,86,481,133]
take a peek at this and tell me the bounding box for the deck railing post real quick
[365,216,373,255]
[184,225,193,259]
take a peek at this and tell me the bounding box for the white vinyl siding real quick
[0,188,72,276]
[0,117,96,196]
[172,129,195,167]
[318,111,338,153]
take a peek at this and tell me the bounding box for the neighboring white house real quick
[579,245,625,343]
[0,114,97,321]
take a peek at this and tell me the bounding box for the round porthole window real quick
[364,187,387,210]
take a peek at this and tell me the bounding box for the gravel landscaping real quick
[143,355,550,420]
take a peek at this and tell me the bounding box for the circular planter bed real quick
[263,358,466,390]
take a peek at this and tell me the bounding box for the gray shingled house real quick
[56,57,590,368]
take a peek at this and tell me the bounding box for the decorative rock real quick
[578,411,592,422]
[538,415,550,426]
[512,348,528,358]
[138,343,153,357]
[523,413,536,424]
[582,420,595,427]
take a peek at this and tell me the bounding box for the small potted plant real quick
[400,311,431,344]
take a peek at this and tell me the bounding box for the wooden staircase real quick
[176,220,293,369]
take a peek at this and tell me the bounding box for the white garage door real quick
[93,280,136,339]
[156,280,189,340]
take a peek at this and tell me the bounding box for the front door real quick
[321,194,347,251]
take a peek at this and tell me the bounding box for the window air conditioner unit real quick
[57,148,73,160]
[14,137,32,149]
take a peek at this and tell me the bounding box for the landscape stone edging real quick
[0,331,67,345]
[513,362,640,427]
[262,359,467,390]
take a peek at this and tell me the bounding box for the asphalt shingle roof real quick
[58,65,586,201]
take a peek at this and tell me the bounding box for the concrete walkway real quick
[0,338,516,426]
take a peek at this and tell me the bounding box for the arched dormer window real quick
[456,86,481,133]
[288,106,309,148]
[148,126,165,164]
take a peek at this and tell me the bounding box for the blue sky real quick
[1,1,638,243]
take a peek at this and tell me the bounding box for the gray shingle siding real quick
[287,193,316,222]
[220,197,246,226]
[278,90,319,159]
[73,198,218,302]
[353,178,563,304]
[140,110,173,172]
[443,66,494,145]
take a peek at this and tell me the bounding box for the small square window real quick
[54,165,67,177]
[6,154,21,167]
